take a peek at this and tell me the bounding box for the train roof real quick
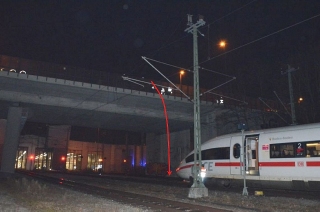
[204,122,320,144]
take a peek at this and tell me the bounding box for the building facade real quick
[0,120,146,173]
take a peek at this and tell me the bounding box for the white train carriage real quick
[176,123,320,190]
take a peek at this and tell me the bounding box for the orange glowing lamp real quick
[219,40,227,48]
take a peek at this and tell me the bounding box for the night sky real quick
[1,1,320,123]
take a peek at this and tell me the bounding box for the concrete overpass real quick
[0,71,221,134]
[0,69,227,175]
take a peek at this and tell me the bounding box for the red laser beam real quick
[151,81,172,176]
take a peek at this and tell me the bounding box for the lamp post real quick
[179,70,185,89]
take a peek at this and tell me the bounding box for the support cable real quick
[142,56,192,101]
[273,91,292,118]
[259,97,289,125]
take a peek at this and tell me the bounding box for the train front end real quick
[175,157,193,180]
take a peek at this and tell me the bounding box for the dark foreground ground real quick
[1,176,320,212]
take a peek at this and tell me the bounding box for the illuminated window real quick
[66,150,82,170]
[87,151,103,171]
[15,147,28,169]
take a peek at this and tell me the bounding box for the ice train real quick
[176,123,320,190]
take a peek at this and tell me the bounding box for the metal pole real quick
[241,129,248,196]
[185,14,208,198]
[192,19,202,189]
[288,67,296,124]
[281,65,297,125]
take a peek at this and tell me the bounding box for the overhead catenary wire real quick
[141,55,240,103]
[207,91,248,104]
[199,12,320,66]
[201,78,237,96]
[199,66,236,79]
[122,76,176,91]
[273,90,292,118]
[200,0,258,30]
[142,57,193,73]
[127,1,257,77]
[142,56,192,101]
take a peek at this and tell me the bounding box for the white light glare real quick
[200,167,206,178]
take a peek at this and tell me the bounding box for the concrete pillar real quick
[0,120,7,169]
[1,107,23,175]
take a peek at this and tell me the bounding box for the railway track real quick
[16,170,320,211]
[17,171,234,212]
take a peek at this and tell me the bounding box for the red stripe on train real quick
[176,164,193,172]
[177,161,320,172]
[215,162,240,166]
[306,161,320,166]
[259,162,295,167]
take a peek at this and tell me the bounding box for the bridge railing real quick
[0,54,283,112]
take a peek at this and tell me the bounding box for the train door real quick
[244,135,259,175]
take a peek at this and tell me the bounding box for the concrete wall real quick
[201,112,218,143]
[47,125,70,170]
[146,129,190,173]
[146,133,158,163]
[0,119,6,145]
[47,125,70,149]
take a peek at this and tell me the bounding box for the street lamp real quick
[179,70,185,89]
[219,40,226,49]
[219,40,227,70]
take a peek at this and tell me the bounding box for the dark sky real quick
[1,1,320,120]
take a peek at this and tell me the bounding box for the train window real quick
[185,147,231,163]
[185,154,194,163]
[269,141,320,158]
[306,141,320,157]
[251,150,256,159]
[270,144,280,158]
[202,147,230,160]
[233,144,240,159]
[270,143,295,158]
[185,153,200,163]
